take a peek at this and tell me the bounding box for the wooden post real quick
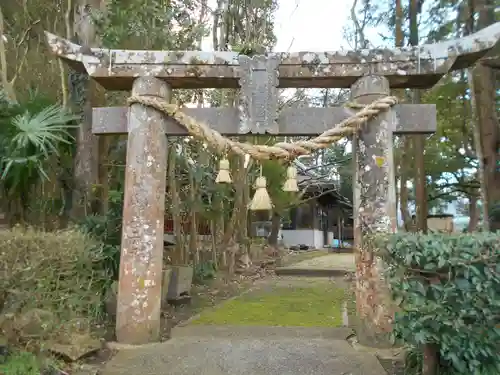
[351,75,398,348]
[337,216,342,247]
[116,77,170,344]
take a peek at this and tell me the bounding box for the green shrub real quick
[78,214,121,282]
[193,261,217,284]
[77,189,123,282]
[375,232,500,375]
[0,227,109,344]
[0,90,77,224]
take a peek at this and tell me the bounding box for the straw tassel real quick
[249,176,273,211]
[282,165,298,192]
[215,158,232,183]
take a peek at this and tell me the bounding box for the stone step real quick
[275,267,350,277]
[328,247,354,254]
[276,253,355,277]
[171,325,354,340]
[101,336,388,375]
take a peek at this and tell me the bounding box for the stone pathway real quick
[101,255,387,375]
[276,253,355,276]
[102,335,386,375]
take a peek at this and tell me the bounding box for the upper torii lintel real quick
[44,22,500,90]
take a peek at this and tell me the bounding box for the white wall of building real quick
[281,229,335,249]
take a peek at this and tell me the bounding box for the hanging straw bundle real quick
[249,175,272,211]
[215,158,232,183]
[282,165,298,192]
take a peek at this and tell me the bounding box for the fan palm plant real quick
[0,89,79,224]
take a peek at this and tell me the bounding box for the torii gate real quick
[45,23,500,345]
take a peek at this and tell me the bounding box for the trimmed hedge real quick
[374,232,500,375]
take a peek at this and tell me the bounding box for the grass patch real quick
[0,350,66,375]
[190,283,347,327]
[0,350,70,375]
[0,351,40,375]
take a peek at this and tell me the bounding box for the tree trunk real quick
[467,193,479,232]
[222,153,247,275]
[0,6,17,103]
[70,0,107,219]
[238,171,251,257]
[467,0,499,231]
[471,64,499,230]
[409,0,427,234]
[167,143,184,264]
[210,219,219,267]
[215,192,225,267]
[96,136,110,215]
[268,212,281,247]
[399,140,413,230]
[410,0,438,371]
[395,0,412,232]
[189,170,199,265]
[422,343,439,375]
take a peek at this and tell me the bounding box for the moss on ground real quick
[190,283,348,327]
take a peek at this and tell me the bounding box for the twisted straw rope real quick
[127,95,398,161]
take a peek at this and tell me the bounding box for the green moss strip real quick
[190,284,347,327]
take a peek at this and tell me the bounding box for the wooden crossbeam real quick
[45,22,500,90]
[92,104,436,136]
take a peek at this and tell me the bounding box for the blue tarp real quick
[331,239,351,248]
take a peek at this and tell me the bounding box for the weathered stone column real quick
[351,75,398,348]
[116,77,169,344]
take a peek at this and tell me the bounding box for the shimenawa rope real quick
[126,95,398,210]
[127,95,398,160]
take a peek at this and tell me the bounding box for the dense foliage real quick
[0,91,77,223]
[0,227,109,342]
[376,232,500,375]
[78,189,124,282]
